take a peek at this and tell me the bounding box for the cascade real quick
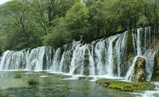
[69,43,88,75]
[125,27,158,81]
[114,31,128,77]
[50,48,61,72]
[125,28,143,81]
[104,35,119,77]
[0,27,158,81]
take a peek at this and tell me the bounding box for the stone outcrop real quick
[132,57,146,83]
[152,51,159,80]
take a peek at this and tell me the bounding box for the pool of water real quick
[0,71,136,97]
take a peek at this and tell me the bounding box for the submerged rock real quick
[132,57,146,83]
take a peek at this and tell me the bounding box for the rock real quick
[132,57,146,83]
[152,51,159,80]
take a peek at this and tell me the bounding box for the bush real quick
[27,72,39,86]
[28,79,39,85]
[14,74,22,79]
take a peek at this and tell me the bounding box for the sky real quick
[0,0,10,5]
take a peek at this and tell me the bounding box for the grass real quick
[96,78,155,92]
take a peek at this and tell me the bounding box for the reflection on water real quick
[0,71,135,97]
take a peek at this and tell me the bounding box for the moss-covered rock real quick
[152,51,159,81]
[96,78,154,92]
[132,57,146,83]
[127,30,133,52]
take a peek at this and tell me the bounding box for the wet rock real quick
[132,57,146,83]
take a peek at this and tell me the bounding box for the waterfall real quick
[0,27,159,81]
[144,51,158,81]
[105,35,119,77]
[125,29,143,81]
[114,31,128,77]
[69,42,88,75]
[125,27,158,81]
[94,39,106,75]
[0,50,26,70]
[88,45,95,76]
[50,48,61,72]
[125,56,139,81]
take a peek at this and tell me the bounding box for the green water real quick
[0,71,135,97]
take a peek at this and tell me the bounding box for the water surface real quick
[0,71,135,97]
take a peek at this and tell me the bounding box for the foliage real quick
[0,0,159,51]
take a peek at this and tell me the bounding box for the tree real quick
[143,0,159,26]
[105,0,144,30]
[65,2,91,42]
[29,0,76,35]
[0,0,42,50]
[88,1,107,39]
[43,18,71,49]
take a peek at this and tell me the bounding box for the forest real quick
[0,0,159,54]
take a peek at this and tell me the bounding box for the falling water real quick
[125,27,158,81]
[50,48,61,72]
[0,27,158,82]
[69,42,88,75]
[105,35,119,77]
[114,31,128,77]
[88,45,95,76]
[125,29,143,81]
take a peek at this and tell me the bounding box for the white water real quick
[134,82,159,97]
[50,48,61,72]
[114,31,128,77]
[0,27,158,80]
[105,35,119,77]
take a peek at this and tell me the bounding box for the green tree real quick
[105,0,144,30]
[0,0,42,50]
[43,18,71,49]
[29,0,75,35]
[65,2,91,42]
[143,0,159,26]
[88,1,107,39]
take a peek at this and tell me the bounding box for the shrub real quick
[27,72,39,86]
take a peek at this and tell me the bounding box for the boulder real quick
[132,57,146,83]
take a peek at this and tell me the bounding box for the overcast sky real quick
[0,0,10,5]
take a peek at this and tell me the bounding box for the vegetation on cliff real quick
[152,51,159,81]
[0,0,159,53]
